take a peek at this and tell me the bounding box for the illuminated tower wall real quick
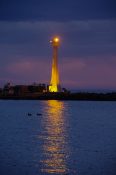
[49,37,61,92]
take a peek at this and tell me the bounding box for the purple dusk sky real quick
[0,0,116,90]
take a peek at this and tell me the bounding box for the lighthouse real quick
[49,37,61,92]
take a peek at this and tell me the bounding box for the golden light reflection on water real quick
[40,100,69,174]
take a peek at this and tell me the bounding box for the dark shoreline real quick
[0,92,116,101]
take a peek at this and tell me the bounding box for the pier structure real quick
[49,37,61,92]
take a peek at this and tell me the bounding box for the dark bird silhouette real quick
[27,113,32,116]
[36,113,42,116]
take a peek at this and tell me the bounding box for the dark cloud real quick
[0,0,116,21]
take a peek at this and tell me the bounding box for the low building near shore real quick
[2,83,47,96]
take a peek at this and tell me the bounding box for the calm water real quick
[0,100,116,175]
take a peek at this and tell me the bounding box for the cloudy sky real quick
[0,0,116,90]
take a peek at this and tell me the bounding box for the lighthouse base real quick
[49,85,62,92]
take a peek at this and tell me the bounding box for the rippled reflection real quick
[40,100,69,174]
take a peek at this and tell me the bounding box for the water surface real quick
[0,100,116,175]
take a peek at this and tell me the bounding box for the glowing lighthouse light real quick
[54,37,59,42]
[49,37,61,92]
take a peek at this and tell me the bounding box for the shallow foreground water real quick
[0,100,116,175]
